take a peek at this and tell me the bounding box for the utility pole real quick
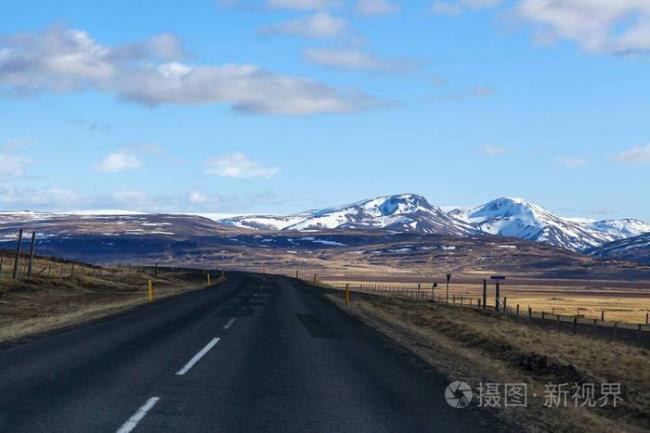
[13,228,23,279]
[27,231,36,278]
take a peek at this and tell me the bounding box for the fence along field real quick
[0,229,225,344]
[311,274,650,345]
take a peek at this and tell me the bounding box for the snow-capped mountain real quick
[588,233,650,264]
[587,219,650,240]
[221,194,476,236]
[450,197,612,251]
[448,198,650,251]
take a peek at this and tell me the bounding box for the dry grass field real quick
[323,291,650,433]
[0,251,222,344]
[320,276,650,325]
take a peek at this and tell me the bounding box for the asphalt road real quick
[0,273,498,433]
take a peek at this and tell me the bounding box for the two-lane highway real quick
[0,273,498,432]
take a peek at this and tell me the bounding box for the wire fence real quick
[322,280,650,347]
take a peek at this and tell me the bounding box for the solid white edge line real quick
[224,318,236,329]
[116,396,160,433]
[175,337,220,376]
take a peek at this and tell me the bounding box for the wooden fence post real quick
[516,304,520,319]
[528,306,532,320]
[27,231,36,278]
[482,279,487,310]
[0,257,3,275]
[12,228,23,279]
[573,317,577,335]
[556,315,561,331]
[495,281,500,311]
[601,311,605,322]
[646,313,649,326]
[613,322,618,340]
[503,297,507,315]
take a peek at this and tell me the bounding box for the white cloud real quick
[95,152,142,173]
[615,143,650,164]
[557,156,587,167]
[356,0,398,15]
[267,0,338,10]
[481,145,506,156]
[517,0,650,53]
[260,12,347,38]
[432,0,502,15]
[205,153,279,178]
[0,183,80,208]
[303,48,415,72]
[433,1,650,54]
[0,26,372,115]
[188,189,209,204]
[0,154,30,176]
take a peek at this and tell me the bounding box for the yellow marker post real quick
[148,279,154,302]
[345,283,350,305]
[207,273,211,285]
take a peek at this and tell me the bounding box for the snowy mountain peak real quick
[221,194,476,236]
[220,194,650,252]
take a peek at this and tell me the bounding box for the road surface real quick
[0,273,499,432]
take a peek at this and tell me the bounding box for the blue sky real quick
[1,0,650,219]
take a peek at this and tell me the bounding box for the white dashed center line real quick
[116,397,160,433]
[175,337,220,376]
[224,318,236,329]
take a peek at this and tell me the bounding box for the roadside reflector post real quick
[528,306,532,320]
[71,265,75,278]
[295,270,299,279]
[207,273,211,285]
[344,283,350,305]
[148,279,154,302]
[431,282,437,301]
